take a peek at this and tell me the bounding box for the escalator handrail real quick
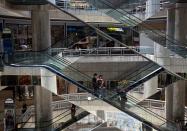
[17,109,70,125]
[2,50,177,128]
[118,62,152,81]
[2,51,177,126]
[98,0,184,50]
[6,62,176,130]
[121,62,156,82]
[46,0,186,81]
[17,107,88,129]
[117,67,164,92]
[55,111,90,131]
[47,52,161,95]
[100,0,176,41]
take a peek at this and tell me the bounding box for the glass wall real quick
[51,25,65,46]
[6,23,32,51]
[5,22,65,51]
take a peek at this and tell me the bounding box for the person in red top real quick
[97,75,106,98]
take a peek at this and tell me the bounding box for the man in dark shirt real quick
[117,89,127,109]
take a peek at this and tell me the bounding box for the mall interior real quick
[0,0,187,131]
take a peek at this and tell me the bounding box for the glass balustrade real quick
[2,0,185,130]
[85,0,187,59]
[17,107,89,130]
[4,51,181,131]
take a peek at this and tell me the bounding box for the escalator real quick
[84,0,187,59]
[3,51,181,131]
[3,0,186,130]
[16,107,89,130]
[60,113,104,131]
[46,0,185,81]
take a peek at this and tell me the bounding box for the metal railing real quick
[17,94,95,125]
[139,99,187,118]
[62,93,187,118]
[17,100,71,124]
[52,47,154,57]
[56,0,96,10]
[55,0,108,16]
[62,93,96,101]
[139,99,165,110]
[62,113,103,131]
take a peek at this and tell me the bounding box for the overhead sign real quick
[107,27,124,32]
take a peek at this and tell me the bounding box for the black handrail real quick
[3,51,175,119]
[47,0,185,82]
[5,59,178,129]
[17,109,70,125]
[47,0,186,83]
[121,62,155,81]
[17,108,88,129]
[117,62,151,80]
[97,0,186,54]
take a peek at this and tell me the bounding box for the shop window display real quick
[51,25,64,47]
[6,23,32,51]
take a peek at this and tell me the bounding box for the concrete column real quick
[0,72,1,91]
[175,2,187,47]
[166,8,175,47]
[64,23,67,47]
[145,0,160,19]
[173,2,187,125]
[144,76,158,98]
[32,5,53,131]
[32,5,51,51]
[165,84,173,120]
[173,80,185,124]
[34,86,52,130]
[35,69,57,130]
[165,7,175,122]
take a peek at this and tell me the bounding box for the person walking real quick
[117,89,127,109]
[71,104,76,119]
[97,75,104,98]
[22,102,27,114]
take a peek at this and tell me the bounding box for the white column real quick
[144,76,158,98]
[154,43,170,67]
[40,68,57,94]
[146,0,160,19]
[24,86,29,99]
